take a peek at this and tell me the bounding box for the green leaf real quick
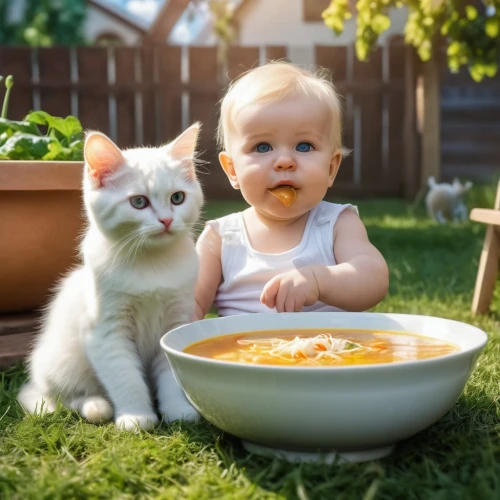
[447,41,462,57]
[372,14,391,34]
[466,6,478,21]
[0,131,9,147]
[0,133,57,160]
[485,18,499,38]
[24,111,83,144]
[0,117,41,136]
[418,41,432,62]
[469,65,484,82]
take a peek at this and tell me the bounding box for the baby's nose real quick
[274,156,297,171]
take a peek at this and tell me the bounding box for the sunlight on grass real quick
[1,185,499,499]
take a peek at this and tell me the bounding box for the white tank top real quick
[207,201,358,316]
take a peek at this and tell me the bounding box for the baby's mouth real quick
[267,185,297,207]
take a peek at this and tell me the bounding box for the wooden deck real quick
[0,312,39,370]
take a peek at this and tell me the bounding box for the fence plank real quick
[189,46,219,158]
[387,37,405,194]
[265,46,287,62]
[114,47,137,148]
[141,45,157,146]
[38,47,72,120]
[227,46,259,80]
[316,45,353,184]
[77,47,109,135]
[353,47,383,187]
[157,44,182,144]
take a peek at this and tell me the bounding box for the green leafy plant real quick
[322,0,500,81]
[0,75,83,161]
[0,0,87,46]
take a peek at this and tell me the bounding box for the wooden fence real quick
[441,69,500,183]
[1,41,498,199]
[0,40,416,199]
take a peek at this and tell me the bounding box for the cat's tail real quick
[427,176,437,189]
[17,381,57,415]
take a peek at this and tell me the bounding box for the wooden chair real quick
[470,180,500,315]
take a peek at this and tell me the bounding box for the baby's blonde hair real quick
[217,61,348,155]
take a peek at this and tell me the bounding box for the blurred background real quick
[0,0,499,200]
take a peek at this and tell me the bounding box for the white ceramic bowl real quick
[160,313,487,463]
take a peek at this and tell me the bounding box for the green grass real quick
[2,187,500,499]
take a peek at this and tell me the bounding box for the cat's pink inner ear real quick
[169,122,200,162]
[84,133,124,185]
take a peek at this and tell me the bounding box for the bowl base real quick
[242,440,394,464]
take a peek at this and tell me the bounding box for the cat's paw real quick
[115,413,158,431]
[161,401,201,424]
[80,396,113,424]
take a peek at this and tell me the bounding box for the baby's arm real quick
[314,209,389,311]
[261,210,389,312]
[194,224,222,320]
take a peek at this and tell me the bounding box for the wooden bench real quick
[471,181,500,315]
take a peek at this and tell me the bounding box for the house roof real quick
[88,0,149,34]
[145,0,193,42]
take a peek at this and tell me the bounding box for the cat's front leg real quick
[86,326,158,431]
[151,351,200,424]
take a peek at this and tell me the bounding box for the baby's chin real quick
[255,204,310,222]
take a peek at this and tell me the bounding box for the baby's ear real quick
[219,152,239,189]
[84,131,124,187]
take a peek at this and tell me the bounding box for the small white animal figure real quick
[425,176,473,224]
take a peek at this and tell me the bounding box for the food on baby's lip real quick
[267,185,297,206]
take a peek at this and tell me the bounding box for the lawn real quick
[1,187,500,499]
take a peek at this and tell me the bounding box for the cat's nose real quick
[160,218,173,230]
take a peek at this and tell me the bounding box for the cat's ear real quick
[84,131,125,187]
[167,122,200,180]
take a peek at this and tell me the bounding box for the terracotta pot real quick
[0,161,85,313]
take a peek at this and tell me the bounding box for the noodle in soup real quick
[184,329,459,366]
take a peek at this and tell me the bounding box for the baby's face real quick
[221,94,341,221]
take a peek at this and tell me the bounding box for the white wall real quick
[232,0,408,65]
[85,6,143,45]
[237,0,407,45]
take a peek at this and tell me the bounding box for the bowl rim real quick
[160,312,488,372]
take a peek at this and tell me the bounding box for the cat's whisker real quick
[108,230,143,271]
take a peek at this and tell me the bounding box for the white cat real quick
[425,176,473,224]
[18,123,204,431]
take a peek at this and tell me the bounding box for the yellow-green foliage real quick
[323,0,500,81]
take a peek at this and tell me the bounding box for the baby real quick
[195,62,389,318]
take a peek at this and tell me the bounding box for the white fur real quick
[18,125,204,430]
[425,176,472,224]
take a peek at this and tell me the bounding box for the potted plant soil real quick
[0,75,85,314]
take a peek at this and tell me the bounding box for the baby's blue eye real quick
[296,142,313,152]
[255,143,272,153]
[171,191,185,205]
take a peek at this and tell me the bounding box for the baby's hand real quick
[261,267,320,313]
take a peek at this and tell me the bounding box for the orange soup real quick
[184,329,459,366]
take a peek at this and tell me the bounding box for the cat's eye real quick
[171,191,185,205]
[254,142,272,153]
[130,195,150,209]
[296,142,314,152]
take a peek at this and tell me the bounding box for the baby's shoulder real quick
[206,211,242,237]
[315,201,359,226]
